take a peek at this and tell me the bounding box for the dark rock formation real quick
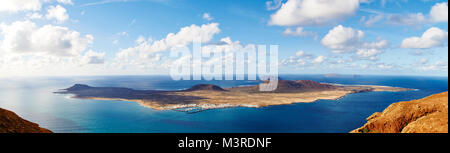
[185,84,227,92]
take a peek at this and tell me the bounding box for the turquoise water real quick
[0,75,447,133]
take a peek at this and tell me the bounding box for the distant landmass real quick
[56,80,412,113]
[324,73,362,78]
[0,108,52,133]
[352,92,448,133]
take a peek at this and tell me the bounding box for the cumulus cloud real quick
[115,23,221,68]
[27,13,43,19]
[118,23,220,56]
[269,0,360,26]
[430,2,448,22]
[387,2,448,25]
[321,25,365,53]
[377,63,394,69]
[280,50,318,66]
[0,0,74,13]
[45,5,69,23]
[282,27,317,38]
[321,25,388,60]
[415,59,448,71]
[0,20,94,57]
[312,56,327,64]
[82,50,105,64]
[56,0,74,5]
[0,0,42,12]
[202,13,214,21]
[401,27,448,49]
[386,13,427,26]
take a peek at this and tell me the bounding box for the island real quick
[352,91,448,133]
[0,108,52,133]
[55,80,413,113]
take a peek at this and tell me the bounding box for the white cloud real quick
[0,0,73,13]
[295,50,305,57]
[122,23,219,55]
[430,2,448,22]
[82,50,105,64]
[321,25,388,60]
[377,63,394,69]
[387,2,448,25]
[0,0,42,12]
[417,61,448,71]
[202,13,214,21]
[401,27,448,49]
[362,14,384,27]
[269,0,360,26]
[116,31,129,37]
[386,13,427,25]
[321,25,365,53]
[356,49,383,61]
[46,5,69,23]
[282,27,317,38]
[312,56,327,64]
[56,0,74,5]
[115,23,221,68]
[418,58,429,65]
[280,50,316,66]
[27,13,43,19]
[0,20,94,57]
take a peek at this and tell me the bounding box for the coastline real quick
[65,82,414,113]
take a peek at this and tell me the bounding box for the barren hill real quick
[185,84,227,92]
[233,80,336,93]
[351,92,448,133]
[0,108,52,133]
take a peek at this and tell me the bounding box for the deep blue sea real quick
[0,75,447,133]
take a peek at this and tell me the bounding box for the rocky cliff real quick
[0,108,52,133]
[352,92,448,133]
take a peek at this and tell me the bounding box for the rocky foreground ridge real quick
[0,108,52,133]
[352,92,448,133]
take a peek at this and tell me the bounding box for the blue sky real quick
[0,0,448,77]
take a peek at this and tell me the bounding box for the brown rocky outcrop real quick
[351,92,448,133]
[0,108,52,133]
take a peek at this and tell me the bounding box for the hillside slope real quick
[352,92,448,133]
[0,108,52,133]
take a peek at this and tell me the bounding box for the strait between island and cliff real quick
[55,80,413,113]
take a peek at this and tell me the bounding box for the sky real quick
[0,0,448,77]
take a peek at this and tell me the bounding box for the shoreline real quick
[58,81,414,113]
[75,87,409,113]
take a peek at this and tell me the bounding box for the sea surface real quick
[0,75,447,133]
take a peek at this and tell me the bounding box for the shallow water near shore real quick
[0,75,447,133]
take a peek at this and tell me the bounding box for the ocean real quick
[0,75,447,133]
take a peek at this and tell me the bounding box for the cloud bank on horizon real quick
[0,0,448,77]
